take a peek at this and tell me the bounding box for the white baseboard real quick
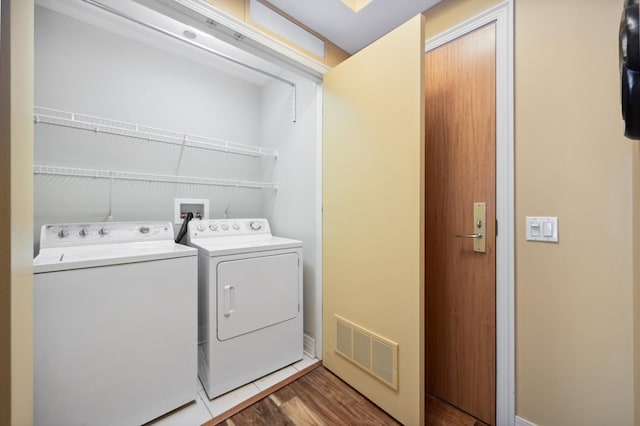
[516,415,538,426]
[303,333,316,358]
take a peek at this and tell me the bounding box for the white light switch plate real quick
[526,216,558,242]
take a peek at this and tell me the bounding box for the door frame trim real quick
[424,1,515,425]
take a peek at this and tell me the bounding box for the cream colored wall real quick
[425,0,635,424]
[516,0,633,424]
[0,0,34,424]
[634,136,640,425]
[0,2,9,419]
[322,15,425,426]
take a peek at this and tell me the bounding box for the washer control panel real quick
[188,218,271,240]
[39,221,174,248]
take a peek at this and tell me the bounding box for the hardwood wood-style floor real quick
[217,367,399,425]
[214,366,489,426]
[425,393,489,426]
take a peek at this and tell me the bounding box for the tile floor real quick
[149,354,319,426]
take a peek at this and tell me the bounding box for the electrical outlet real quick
[174,198,209,224]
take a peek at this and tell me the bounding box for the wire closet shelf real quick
[33,165,278,190]
[34,106,278,159]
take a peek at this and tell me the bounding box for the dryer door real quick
[216,252,299,341]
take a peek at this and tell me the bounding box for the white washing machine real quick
[33,221,197,426]
[188,218,303,399]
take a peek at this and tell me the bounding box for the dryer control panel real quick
[39,221,174,248]
[188,218,271,240]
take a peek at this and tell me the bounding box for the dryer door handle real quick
[223,285,235,316]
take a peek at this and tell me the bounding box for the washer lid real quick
[33,241,196,273]
[191,236,302,256]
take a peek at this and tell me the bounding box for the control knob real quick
[79,228,89,237]
[57,229,69,238]
[209,224,218,231]
[221,223,229,231]
[98,227,110,236]
[232,223,240,230]
[249,221,262,231]
[197,224,206,232]
[139,226,150,234]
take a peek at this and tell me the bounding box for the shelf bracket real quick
[292,85,297,123]
[175,134,188,175]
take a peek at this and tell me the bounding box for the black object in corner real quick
[175,212,194,244]
[620,1,640,139]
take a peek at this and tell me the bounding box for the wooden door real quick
[425,23,496,425]
[323,15,425,426]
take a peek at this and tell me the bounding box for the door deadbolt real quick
[455,202,487,253]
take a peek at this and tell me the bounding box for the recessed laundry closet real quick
[33,0,322,424]
[33,1,321,260]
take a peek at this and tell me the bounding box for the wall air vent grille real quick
[334,315,398,390]
[336,319,353,357]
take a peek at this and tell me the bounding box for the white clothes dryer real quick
[188,218,303,399]
[33,221,197,426]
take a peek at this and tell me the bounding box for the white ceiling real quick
[265,0,441,54]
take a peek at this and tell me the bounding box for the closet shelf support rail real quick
[33,165,278,190]
[34,107,278,158]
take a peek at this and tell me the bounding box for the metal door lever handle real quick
[455,233,484,239]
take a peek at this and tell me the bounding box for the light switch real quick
[526,216,558,242]
[530,221,541,237]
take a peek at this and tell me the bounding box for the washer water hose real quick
[175,212,194,244]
